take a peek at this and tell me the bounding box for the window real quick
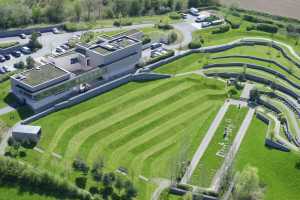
[87,59,90,66]
[70,58,79,64]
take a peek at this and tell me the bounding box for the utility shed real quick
[12,125,41,143]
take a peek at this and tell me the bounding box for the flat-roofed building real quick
[11,30,143,112]
[12,124,41,143]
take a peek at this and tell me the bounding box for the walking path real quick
[151,178,171,200]
[211,108,255,191]
[0,105,15,116]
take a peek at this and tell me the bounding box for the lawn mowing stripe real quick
[138,107,219,178]
[84,92,225,167]
[50,80,191,155]
[39,77,182,150]
[127,106,216,176]
[60,82,195,161]
[110,101,215,170]
[96,97,223,167]
[78,87,224,160]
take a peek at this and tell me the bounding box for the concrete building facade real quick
[11,30,143,112]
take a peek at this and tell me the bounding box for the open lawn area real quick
[235,117,300,200]
[0,187,56,200]
[15,75,227,200]
[190,105,248,187]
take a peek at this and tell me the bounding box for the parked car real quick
[36,31,42,37]
[21,46,31,54]
[181,13,187,19]
[19,33,26,39]
[0,55,5,62]
[189,7,199,16]
[60,44,69,50]
[55,47,64,54]
[3,54,11,60]
[0,67,5,74]
[201,22,212,28]
[150,43,162,50]
[2,66,10,72]
[12,51,21,57]
[52,28,60,34]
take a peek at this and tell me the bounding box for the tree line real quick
[0,0,219,30]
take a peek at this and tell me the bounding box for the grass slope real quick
[18,75,226,200]
[235,117,300,200]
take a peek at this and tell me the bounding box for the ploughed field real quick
[220,0,300,20]
[21,75,226,199]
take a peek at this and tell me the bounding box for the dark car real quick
[150,43,162,50]
[0,55,5,62]
[2,66,10,72]
[3,54,11,60]
[12,51,21,57]
[0,67,6,74]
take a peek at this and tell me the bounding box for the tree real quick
[75,176,87,189]
[73,0,82,22]
[45,0,65,23]
[115,177,123,194]
[129,0,142,16]
[26,56,35,69]
[83,0,95,21]
[28,32,42,51]
[233,165,264,200]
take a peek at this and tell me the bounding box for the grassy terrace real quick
[14,75,226,200]
[0,187,56,200]
[190,105,248,187]
[235,117,300,200]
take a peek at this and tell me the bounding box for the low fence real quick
[0,24,64,38]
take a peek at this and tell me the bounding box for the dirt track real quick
[220,0,300,20]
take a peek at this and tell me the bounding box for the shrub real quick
[113,19,132,27]
[75,177,87,189]
[13,61,25,69]
[243,15,274,24]
[255,24,278,33]
[212,25,230,34]
[167,31,178,44]
[63,22,92,32]
[156,23,173,30]
[188,41,202,49]
[169,12,181,20]
[142,35,151,45]
[73,158,90,174]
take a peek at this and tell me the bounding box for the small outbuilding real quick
[12,125,41,143]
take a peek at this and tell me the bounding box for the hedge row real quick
[0,157,91,200]
[146,50,175,65]
[247,24,278,34]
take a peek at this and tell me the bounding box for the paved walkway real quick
[211,108,255,191]
[0,105,15,116]
[151,178,171,200]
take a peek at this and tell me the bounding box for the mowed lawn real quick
[235,117,300,200]
[0,186,56,200]
[190,105,248,187]
[20,75,226,200]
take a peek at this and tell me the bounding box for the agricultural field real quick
[220,0,300,20]
[235,117,300,200]
[14,75,227,200]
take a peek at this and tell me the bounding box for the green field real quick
[235,117,300,200]
[0,187,56,200]
[16,75,226,199]
[190,105,248,187]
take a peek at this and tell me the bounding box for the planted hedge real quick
[212,25,230,34]
[0,157,91,200]
[247,24,278,34]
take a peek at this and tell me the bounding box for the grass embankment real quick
[235,117,300,200]
[0,187,56,200]
[17,75,226,200]
[0,41,19,49]
[190,105,248,187]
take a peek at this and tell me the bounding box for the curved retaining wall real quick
[212,55,298,80]
[205,72,300,100]
[203,62,300,91]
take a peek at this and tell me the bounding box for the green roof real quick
[19,64,68,87]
